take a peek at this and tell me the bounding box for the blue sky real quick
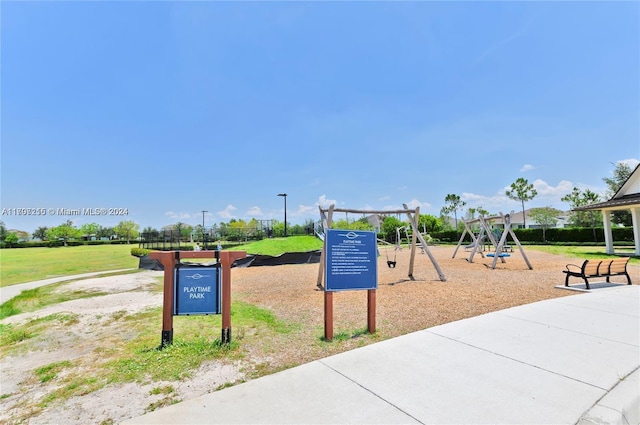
[1,1,638,233]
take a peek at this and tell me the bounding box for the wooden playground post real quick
[408,208,418,278]
[316,205,335,290]
[403,204,447,281]
[491,212,532,270]
[452,218,477,259]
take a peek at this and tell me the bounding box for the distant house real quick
[490,209,570,230]
[575,164,640,256]
[508,209,570,229]
[8,229,31,242]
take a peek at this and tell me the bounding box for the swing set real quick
[395,224,433,256]
[452,212,532,270]
[377,238,397,268]
[316,203,446,289]
[366,214,398,268]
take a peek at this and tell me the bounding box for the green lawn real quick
[528,245,639,263]
[232,236,323,256]
[0,237,323,287]
[2,239,634,288]
[0,244,139,287]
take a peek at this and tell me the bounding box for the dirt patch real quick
[1,247,636,424]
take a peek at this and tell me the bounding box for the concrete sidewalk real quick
[123,285,639,425]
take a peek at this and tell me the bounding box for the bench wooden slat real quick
[608,258,630,274]
[563,257,632,290]
[583,260,601,276]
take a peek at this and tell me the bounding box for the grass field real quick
[0,244,139,287]
[231,236,322,256]
[527,244,639,263]
[1,238,635,287]
[0,237,323,287]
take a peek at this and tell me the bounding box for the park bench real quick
[563,257,632,290]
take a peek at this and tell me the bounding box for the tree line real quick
[440,162,633,232]
[0,162,634,248]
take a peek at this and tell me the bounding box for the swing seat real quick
[387,260,397,268]
[486,253,510,258]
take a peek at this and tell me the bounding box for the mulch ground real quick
[228,245,638,371]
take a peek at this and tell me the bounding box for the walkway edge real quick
[0,269,137,303]
[578,366,640,425]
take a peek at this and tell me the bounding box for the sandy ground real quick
[1,245,637,424]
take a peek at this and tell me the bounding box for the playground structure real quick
[395,225,435,254]
[316,204,446,289]
[452,212,532,270]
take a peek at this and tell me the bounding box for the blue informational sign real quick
[325,229,378,292]
[174,266,221,315]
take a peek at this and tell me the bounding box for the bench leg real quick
[565,274,570,287]
[625,272,631,285]
[583,277,590,290]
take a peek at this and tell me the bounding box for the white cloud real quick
[378,195,391,201]
[404,198,432,210]
[316,194,337,208]
[245,206,263,217]
[531,179,574,197]
[295,204,316,216]
[461,192,508,210]
[617,158,640,169]
[520,164,535,172]
[164,211,193,220]
[459,178,614,214]
[217,204,237,219]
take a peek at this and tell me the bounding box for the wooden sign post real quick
[323,229,378,341]
[149,250,246,348]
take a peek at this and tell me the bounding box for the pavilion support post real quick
[632,208,640,256]
[603,211,614,255]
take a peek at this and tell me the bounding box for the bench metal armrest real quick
[564,264,582,272]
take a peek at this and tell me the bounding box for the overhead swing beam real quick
[467,220,487,263]
[320,207,426,215]
[402,204,446,281]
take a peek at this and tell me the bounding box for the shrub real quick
[130,247,151,257]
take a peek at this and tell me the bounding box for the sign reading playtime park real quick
[325,229,378,291]
[173,266,221,315]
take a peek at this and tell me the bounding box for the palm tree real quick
[505,178,537,228]
[444,194,466,230]
[32,226,49,241]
